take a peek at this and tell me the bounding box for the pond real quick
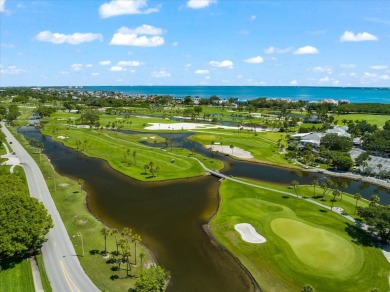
[19,126,389,292]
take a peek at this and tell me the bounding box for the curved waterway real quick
[19,127,389,292]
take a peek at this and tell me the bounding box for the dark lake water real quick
[19,127,390,292]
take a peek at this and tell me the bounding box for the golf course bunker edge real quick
[235,223,266,244]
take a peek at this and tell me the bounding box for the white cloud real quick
[99,0,159,18]
[290,80,298,85]
[313,66,332,74]
[364,72,377,78]
[110,26,164,47]
[251,15,256,21]
[370,65,388,70]
[264,46,291,54]
[91,72,100,76]
[117,60,143,67]
[379,74,389,80]
[294,46,319,55]
[35,31,103,45]
[126,24,163,35]
[71,64,83,71]
[0,65,25,75]
[340,31,378,42]
[340,64,356,69]
[86,64,93,68]
[0,0,5,12]
[110,66,127,72]
[187,0,216,9]
[319,76,331,83]
[195,69,209,74]
[99,60,111,65]
[244,56,264,64]
[152,70,171,77]
[210,60,233,69]
[172,41,178,47]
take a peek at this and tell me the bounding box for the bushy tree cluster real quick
[0,193,53,258]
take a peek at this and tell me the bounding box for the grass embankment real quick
[36,255,52,292]
[41,112,223,181]
[11,128,156,292]
[190,131,297,168]
[0,258,34,292]
[210,179,390,291]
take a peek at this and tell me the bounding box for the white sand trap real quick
[235,223,266,244]
[207,145,253,159]
[76,125,90,129]
[57,135,69,139]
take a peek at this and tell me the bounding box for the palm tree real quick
[100,227,110,255]
[143,164,149,175]
[78,178,84,191]
[353,193,362,215]
[340,182,348,201]
[132,234,141,265]
[230,145,234,154]
[369,194,380,207]
[133,150,137,165]
[110,229,119,255]
[291,180,299,197]
[121,227,132,243]
[331,189,341,210]
[311,179,318,197]
[120,242,131,277]
[139,252,145,269]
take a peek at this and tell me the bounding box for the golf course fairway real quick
[271,218,355,275]
[210,179,390,291]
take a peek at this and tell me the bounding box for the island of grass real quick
[40,112,224,181]
[210,179,390,291]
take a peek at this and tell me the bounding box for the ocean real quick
[77,86,390,104]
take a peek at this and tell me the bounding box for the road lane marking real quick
[60,260,80,292]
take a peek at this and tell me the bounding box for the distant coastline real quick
[64,86,390,104]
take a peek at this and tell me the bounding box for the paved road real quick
[1,122,99,292]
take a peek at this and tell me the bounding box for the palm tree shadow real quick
[345,223,377,247]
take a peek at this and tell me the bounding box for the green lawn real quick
[36,255,52,292]
[190,131,297,168]
[41,113,223,181]
[210,179,390,291]
[335,113,389,128]
[0,258,34,292]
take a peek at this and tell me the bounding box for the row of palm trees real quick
[291,178,380,214]
[100,227,145,278]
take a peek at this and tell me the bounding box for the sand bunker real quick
[57,136,69,139]
[207,145,253,159]
[235,223,266,244]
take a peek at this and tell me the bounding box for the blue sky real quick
[1,0,389,87]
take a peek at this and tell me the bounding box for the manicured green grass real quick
[12,128,156,292]
[190,131,297,168]
[0,258,34,292]
[210,179,390,291]
[271,218,356,275]
[36,255,52,292]
[335,113,389,128]
[41,113,223,181]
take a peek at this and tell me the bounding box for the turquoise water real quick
[78,86,390,104]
